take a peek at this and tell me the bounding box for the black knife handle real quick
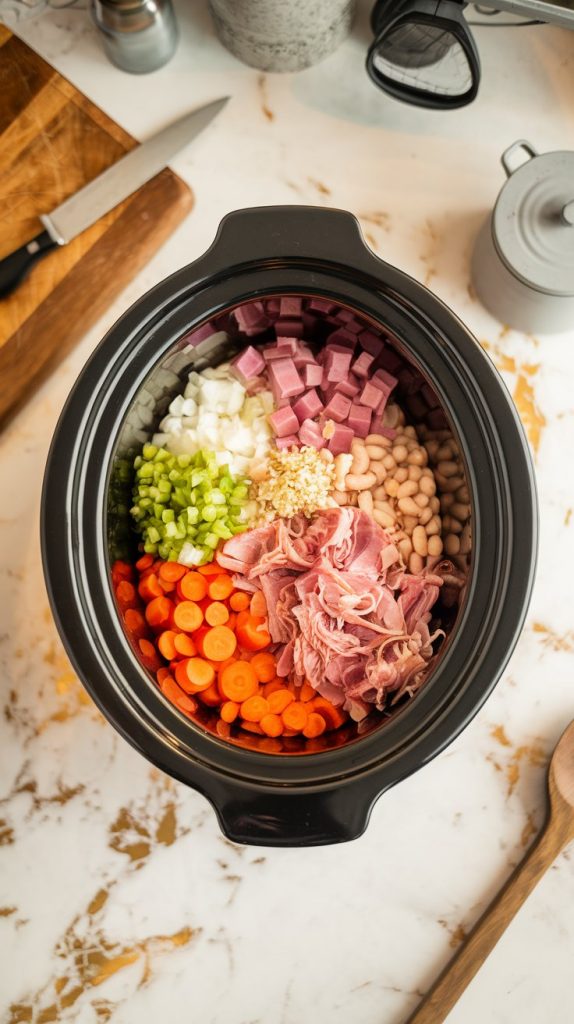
[0,230,59,299]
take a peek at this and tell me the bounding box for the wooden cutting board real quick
[0,27,194,427]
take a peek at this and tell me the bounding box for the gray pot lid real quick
[493,143,574,298]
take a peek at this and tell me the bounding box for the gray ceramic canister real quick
[472,140,574,334]
[208,0,356,72]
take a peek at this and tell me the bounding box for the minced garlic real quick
[254,446,335,521]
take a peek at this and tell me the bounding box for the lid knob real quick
[561,201,574,227]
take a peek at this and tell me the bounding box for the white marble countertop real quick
[1,4,574,1022]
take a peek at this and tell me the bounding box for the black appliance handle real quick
[0,230,59,299]
[207,204,380,273]
[212,780,383,848]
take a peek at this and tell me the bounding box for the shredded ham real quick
[218,508,454,719]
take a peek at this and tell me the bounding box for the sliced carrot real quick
[220,700,240,723]
[205,601,229,627]
[260,713,283,737]
[138,638,161,671]
[203,625,237,663]
[250,591,267,618]
[197,681,222,707]
[240,695,269,723]
[216,719,231,739]
[192,625,210,657]
[173,600,204,633]
[227,612,237,633]
[299,681,316,703]
[138,573,163,603]
[159,561,187,583]
[175,657,215,693]
[198,562,224,576]
[229,591,250,612]
[156,666,172,686]
[158,630,178,661]
[250,652,276,683]
[159,675,197,715]
[145,596,174,631]
[219,661,258,703]
[178,571,208,602]
[158,576,176,593]
[310,696,347,731]
[241,721,264,735]
[123,608,147,639]
[112,561,134,586]
[135,553,154,572]
[262,679,284,699]
[173,633,197,658]
[267,688,295,715]
[208,574,234,601]
[303,712,326,739]
[236,614,271,652]
[258,736,283,753]
[281,701,309,733]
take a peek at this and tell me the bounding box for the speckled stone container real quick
[208,0,356,72]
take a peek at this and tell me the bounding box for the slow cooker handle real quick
[207,204,380,269]
[211,779,381,847]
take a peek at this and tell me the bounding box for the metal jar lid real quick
[492,140,574,299]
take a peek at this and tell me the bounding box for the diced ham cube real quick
[335,309,362,333]
[279,296,303,317]
[298,419,326,449]
[292,388,324,423]
[265,297,280,314]
[327,423,355,455]
[358,330,385,357]
[351,351,375,379]
[335,379,360,398]
[325,348,353,383]
[269,406,300,437]
[293,344,317,368]
[358,381,384,410]
[378,347,403,373]
[275,337,298,353]
[275,434,301,450]
[268,358,306,398]
[325,328,357,350]
[304,363,323,387]
[274,319,304,337]
[323,392,351,423]
[234,301,270,336]
[308,298,338,314]
[302,312,318,335]
[370,420,396,440]
[347,404,372,438]
[230,345,266,384]
[263,346,289,362]
[371,368,398,393]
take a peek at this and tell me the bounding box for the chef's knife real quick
[0,96,229,299]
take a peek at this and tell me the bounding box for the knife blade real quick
[0,96,229,299]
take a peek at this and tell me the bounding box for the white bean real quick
[430,496,440,513]
[451,502,471,522]
[414,492,429,508]
[407,448,426,466]
[412,526,428,557]
[358,490,374,515]
[402,515,419,532]
[366,444,386,461]
[456,485,470,503]
[460,522,472,554]
[443,515,462,535]
[427,534,443,557]
[332,489,349,505]
[374,486,387,501]
[398,538,413,561]
[392,444,408,463]
[408,465,423,482]
[445,534,461,556]
[441,476,465,494]
[440,493,454,511]
[397,480,418,499]
[395,468,409,484]
[350,441,370,476]
[334,453,354,491]
[409,552,424,574]
[383,453,397,471]
[373,508,395,530]
[420,475,436,497]
[346,471,377,492]
[398,496,420,516]
[419,507,433,525]
[371,461,387,485]
[426,515,441,536]
[320,448,334,463]
[366,434,392,447]
[384,478,400,497]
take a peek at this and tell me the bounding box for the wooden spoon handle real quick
[406,819,569,1024]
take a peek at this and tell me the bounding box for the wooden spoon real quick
[406,720,574,1024]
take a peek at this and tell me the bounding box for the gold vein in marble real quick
[532,622,574,653]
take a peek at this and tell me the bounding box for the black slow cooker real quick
[41,206,537,847]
